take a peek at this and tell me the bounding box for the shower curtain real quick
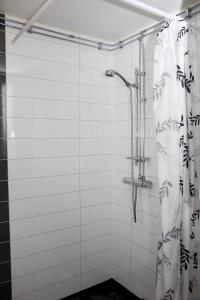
[153,17,200,300]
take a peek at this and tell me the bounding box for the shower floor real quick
[62,279,141,300]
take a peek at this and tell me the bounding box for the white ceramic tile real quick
[131,260,156,289]
[12,243,80,278]
[113,188,131,208]
[7,97,79,120]
[9,174,79,200]
[6,54,79,83]
[7,118,79,139]
[113,155,130,173]
[136,193,160,217]
[10,192,80,219]
[11,226,80,259]
[114,102,129,121]
[81,249,112,273]
[113,138,130,156]
[80,156,112,173]
[10,209,80,239]
[80,138,112,155]
[113,86,130,104]
[113,250,130,273]
[80,172,112,190]
[113,203,131,224]
[145,78,153,100]
[82,264,112,290]
[113,235,131,257]
[80,102,112,121]
[80,121,112,138]
[12,275,81,300]
[133,211,160,236]
[145,59,154,81]
[9,157,79,179]
[12,259,80,297]
[80,85,112,104]
[131,244,156,271]
[132,227,158,254]
[144,36,156,61]
[7,76,79,101]
[114,46,131,69]
[81,203,112,224]
[6,31,79,65]
[113,219,131,241]
[80,48,113,70]
[80,187,111,207]
[8,139,79,159]
[80,67,112,88]
[113,121,130,138]
[81,235,112,257]
[81,219,112,241]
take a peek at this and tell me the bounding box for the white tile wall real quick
[6,27,113,299]
[6,24,159,300]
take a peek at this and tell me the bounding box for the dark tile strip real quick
[0,261,11,283]
[62,279,141,300]
[0,222,10,243]
[0,13,12,299]
[0,242,10,264]
[0,281,12,300]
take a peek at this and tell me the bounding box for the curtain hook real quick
[186,8,192,19]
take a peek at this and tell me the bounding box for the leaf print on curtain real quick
[153,17,200,300]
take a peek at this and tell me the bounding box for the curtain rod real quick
[1,2,200,51]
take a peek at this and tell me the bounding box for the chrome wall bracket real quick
[122,177,152,189]
[126,156,150,163]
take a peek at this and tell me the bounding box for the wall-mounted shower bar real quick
[1,2,200,51]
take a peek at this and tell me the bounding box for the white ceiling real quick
[0,0,198,41]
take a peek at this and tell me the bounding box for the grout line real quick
[5,137,113,140]
[9,202,112,222]
[5,73,113,90]
[113,263,155,291]
[10,217,112,241]
[12,263,113,300]
[7,96,113,105]
[5,52,111,73]
[113,200,159,217]
[0,154,113,160]
[6,116,113,122]
[12,248,112,280]
[11,234,112,262]
[9,185,112,201]
[113,248,156,274]
[7,170,112,182]
[113,217,159,238]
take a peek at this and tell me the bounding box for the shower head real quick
[105,69,115,77]
[105,69,132,87]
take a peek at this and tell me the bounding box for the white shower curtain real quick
[153,17,200,300]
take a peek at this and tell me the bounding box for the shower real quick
[105,69,135,88]
[105,67,152,222]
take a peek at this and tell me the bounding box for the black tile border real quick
[0,222,10,243]
[0,281,12,300]
[0,14,12,299]
[62,279,141,300]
